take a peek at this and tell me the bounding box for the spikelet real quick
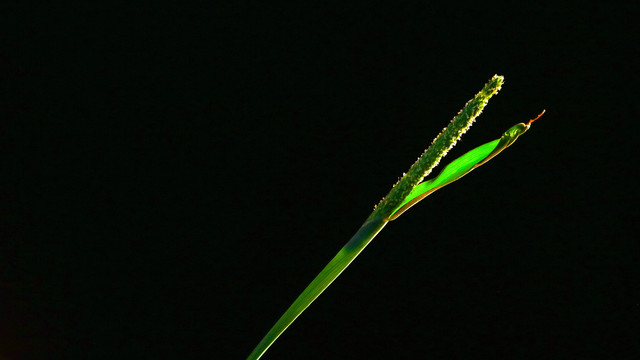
[369,75,504,220]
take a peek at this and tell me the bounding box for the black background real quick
[2,2,638,359]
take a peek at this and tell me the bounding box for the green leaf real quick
[389,139,500,219]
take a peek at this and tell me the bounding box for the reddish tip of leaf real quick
[527,110,545,126]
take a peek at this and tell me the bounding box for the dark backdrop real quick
[2,2,638,359]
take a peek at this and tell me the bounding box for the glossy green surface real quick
[246,218,387,360]
[389,139,500,219]
[389,121,532,220]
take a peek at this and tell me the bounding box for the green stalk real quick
[246,217,387,360]
[247,75,511,360]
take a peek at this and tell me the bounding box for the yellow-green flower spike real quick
[368,75,503,221]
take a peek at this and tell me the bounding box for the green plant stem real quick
[246,217,388,360]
